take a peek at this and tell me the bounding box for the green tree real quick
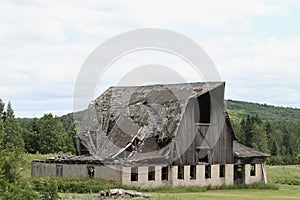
[0,120,4,147]
[252,123,269,153]
[282,130,292,156]
[64,123,77,154]
[244,115,254,147]
[6,101,14,118]
[23,118,39,153]
[232,121,245,143]
[38,114,68,154]
[0,99,4,118]
[2,117,25,150]
[271,139,279,156]
[0,144,39,199]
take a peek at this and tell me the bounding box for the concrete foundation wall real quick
[245,164,263,184]
[31,162,122,181]
[200,165,226,186]
[122,166,168,188]
[32,162,265,187]
[122,164,234,188]
[225,164,234,185]
[62,164,86,177]
[94,165,122,181]
[32,162,57,177]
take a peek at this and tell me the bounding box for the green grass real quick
[59,186,300,200]
[152,187,300,200]
[267,165,300,185]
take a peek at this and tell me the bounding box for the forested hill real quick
[226,100,300,123]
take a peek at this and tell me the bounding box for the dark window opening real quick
[195,92,211,123]
[205,165,211,179]
[131,167,138,182]
[198,154,209,163]
[87,166,94,178]
[190,165,196,180]
[148,166,155,181]
[161,166,168,181]
[178,165,184,180]
[220,165,225,178]
[250,164,256,176]
[56,165,63,177]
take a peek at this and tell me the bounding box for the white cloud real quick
[0,0,299,117]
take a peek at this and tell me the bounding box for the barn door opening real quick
[234,164,245,184]
[195,92,211,124]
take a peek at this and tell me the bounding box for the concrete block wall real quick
[225,164,234,185]
[121,166,167,188]
[31,162,56,177]
[62,164,86,177]
[245,164,263,184]
[94,165,122,181]
[201,164,227,186]
[31,163,123,181]
[122,164,234,188]
[33,163,268,187]
[197,165,206,187]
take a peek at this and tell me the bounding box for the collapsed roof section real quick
[77,82,225,163]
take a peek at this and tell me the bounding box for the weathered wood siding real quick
[174,84,234,165]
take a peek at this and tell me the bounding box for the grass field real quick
[24,154,300,199]
[267,165,300,185]
[60,185,300,200]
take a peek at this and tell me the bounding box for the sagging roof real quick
[78,82,225,162]
[233,140,270,158]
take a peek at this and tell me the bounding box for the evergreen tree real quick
[252,122,269,153]
[271,139,279,156]
[2,117,25,150]
[0,100,38,199]
[282,129,292,155]
[244,115,254,147]
[6,101,14,118]
[0,99,4,118]
[0,119,4,146]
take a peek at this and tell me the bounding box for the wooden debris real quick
[99,188,152,199]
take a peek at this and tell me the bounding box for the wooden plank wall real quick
[174,84,234,165]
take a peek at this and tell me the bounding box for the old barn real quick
[32,82,269,187]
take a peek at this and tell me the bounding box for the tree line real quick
[232,114,300,165]
[0,100,77,155]
[0,98,77,198]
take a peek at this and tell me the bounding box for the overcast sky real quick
[1,0,300,117]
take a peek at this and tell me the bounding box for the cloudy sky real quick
[0,0,300,117]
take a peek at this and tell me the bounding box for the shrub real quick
[0,178,39,200]
[32,177,123,194]
[32,177,60,200]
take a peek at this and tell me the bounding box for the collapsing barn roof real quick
[77,82,225,164]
